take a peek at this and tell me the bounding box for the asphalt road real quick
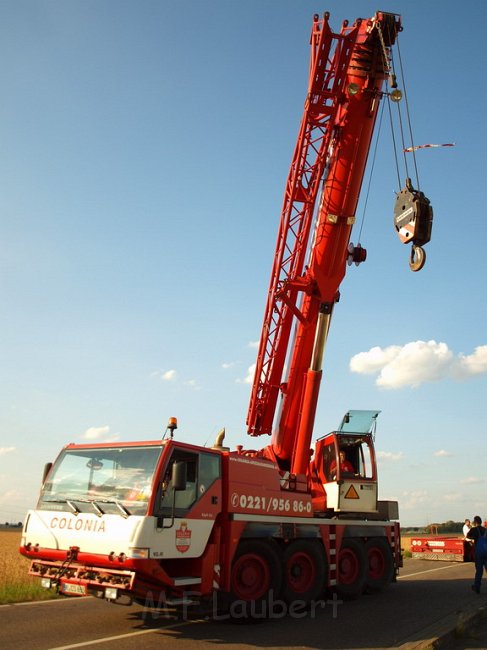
[1,559,486,650]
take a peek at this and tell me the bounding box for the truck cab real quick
[311,410,379,514]
[21,439,224,601]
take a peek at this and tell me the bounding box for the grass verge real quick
[0,530,61,604]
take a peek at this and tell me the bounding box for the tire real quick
[283,540,327,605]
[364,537,394,592]
[336,538,367,599]
[229,540,282,621]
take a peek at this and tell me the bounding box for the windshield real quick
[337,410,380,434]
[39,445,163,516]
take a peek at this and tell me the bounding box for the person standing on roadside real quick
[466,515,487,593]
[463,518,474,561]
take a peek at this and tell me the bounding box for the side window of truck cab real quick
[198,452,220,496]
[322,439,338,481]
[157,450,220,516]
[354,440,374,479]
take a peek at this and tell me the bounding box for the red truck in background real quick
[410,535,474,562]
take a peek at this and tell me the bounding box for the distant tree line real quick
[402,520,463,534]
[433,520,464,533]
[2,521,23,527]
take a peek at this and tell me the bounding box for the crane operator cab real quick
[311,410,380,514]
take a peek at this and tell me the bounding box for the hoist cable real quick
[386,96,402,189]
[393,86,411,181]
[376,21,405,191]
[395,37,421,189]
[357,99,386,243]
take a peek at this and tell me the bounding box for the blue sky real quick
[1,0,486,528]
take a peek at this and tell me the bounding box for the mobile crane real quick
[20,11,429,617]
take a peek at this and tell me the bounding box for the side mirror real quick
[172,461,187,492]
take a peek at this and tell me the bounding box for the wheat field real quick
[0,530,58,603]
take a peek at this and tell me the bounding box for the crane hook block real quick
[393,178,433,271]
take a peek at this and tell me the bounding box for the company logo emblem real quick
[175,520,191,553]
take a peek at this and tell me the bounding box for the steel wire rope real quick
[395,36,421,190]
[376,24,419,191]
[376,20,403,191]
[386,95,402,190]
[392,86,411,184]
[384,31,407,186]
[356,98,386,243]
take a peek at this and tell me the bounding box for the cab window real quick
[158,450,220,515]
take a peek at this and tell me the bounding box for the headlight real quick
[105,587,118,600]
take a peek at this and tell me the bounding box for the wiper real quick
[42,496,131,518]
[92,499,132,519]
[66,500,81,515]
[114,501,131,518]
[59,497,106,517]
[90,500,105,517]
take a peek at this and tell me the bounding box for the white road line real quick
[398,563,463,579]
[49,619,201,649]
[0,597,91,609]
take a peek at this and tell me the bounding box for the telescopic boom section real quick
[246,12,401,474]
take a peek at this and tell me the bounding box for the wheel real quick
[336,539,367,599]
[229,540,282,620]
[364,537,394,592]
[283,540,327,604]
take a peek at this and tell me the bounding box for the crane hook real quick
[409,245,426,272]
[393,178,433,272]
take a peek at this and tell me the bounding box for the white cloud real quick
[460,476,485,485]
[237,363,256,385]
[84,425,109,440]
[151,369,177,381]
[248,341,259,349]
[350,340,487,389]
[452,345,487,378]
[83,426,119,442]
[222,362,235,370]
[434,449,452,457]
[400,490,428,510]
[0,447,16,456]
[0,489,22,503]
[443,493,461,503]
[376,450,404,462]
[153,369,203,390]
[350,345,402,374]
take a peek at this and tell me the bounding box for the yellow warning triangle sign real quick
[344,485,360,499]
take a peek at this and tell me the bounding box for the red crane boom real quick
[247,12,401,475]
